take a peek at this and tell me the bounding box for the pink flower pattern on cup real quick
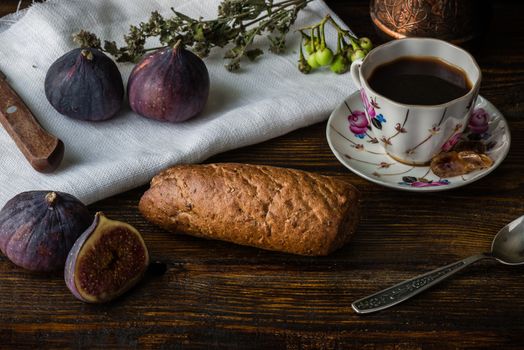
[441,132,462,152]
[360,89,376,118]
[348,110,368,138]
[360,89,387,131]
[468,108,489,134]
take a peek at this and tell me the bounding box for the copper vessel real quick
[370,0,486,45]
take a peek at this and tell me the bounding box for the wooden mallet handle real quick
[0,70,64,173]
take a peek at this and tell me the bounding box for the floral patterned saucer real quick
[326,92,510,192]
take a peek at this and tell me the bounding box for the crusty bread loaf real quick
[139,163,360,256]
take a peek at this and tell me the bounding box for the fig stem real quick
[80,49,94,61]
[172,39,182,51]
[45,192,57,206]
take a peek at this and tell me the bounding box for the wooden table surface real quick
[1,1,524,349]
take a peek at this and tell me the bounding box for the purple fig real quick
[65,212,149,303]
[45,48,124,121]
[128,42,210,123]
[0,191,91,272]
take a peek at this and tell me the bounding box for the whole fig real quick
[45,48,124,121]
[65,212,149,303]
[0,191,91,272]
[128,42,210,123]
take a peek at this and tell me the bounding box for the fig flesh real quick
[45,48,124,121]
[128,43,210,123]
[0,191,91,272]
[65,212,149,303]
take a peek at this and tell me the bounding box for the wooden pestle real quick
[0,70,64,173]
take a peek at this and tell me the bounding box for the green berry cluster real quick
[297,15,372,74]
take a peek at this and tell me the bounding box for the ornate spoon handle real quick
[352,253,490,314]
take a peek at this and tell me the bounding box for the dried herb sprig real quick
[74,0,312,71]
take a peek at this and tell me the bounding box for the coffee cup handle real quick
[350,59,363,89]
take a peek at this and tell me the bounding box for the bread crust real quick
[139,163,360,256]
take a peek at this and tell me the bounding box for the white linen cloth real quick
[0,0,357,206]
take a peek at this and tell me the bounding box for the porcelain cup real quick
[350,37,482,165]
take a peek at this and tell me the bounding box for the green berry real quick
[305,38,320,55]
[345,47,354,61]
[349,38,360,51]
[305,42,315,55]
[330,54,349,74]
[298,58,312,74]
[351,49,366,62]
[303,36,312,54]
[307,53,321,69]
[315,47,334,66]
[359,37,373,51]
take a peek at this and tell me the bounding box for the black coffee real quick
[368,57,471,105]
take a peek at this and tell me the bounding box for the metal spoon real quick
[352,215,524,314]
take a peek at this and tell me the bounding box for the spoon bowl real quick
[491,215,524,265]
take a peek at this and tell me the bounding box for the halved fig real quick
[64,212,149,303]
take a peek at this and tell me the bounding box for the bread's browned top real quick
[140,163,360,255]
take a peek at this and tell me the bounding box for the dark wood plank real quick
[1,1,524,349]
[0,1,30,17]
